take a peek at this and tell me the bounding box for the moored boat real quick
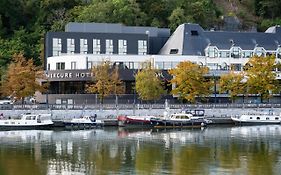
[0,113,54,130]
[150,111,210,128]
[117,115,155,128]
[231,112,281,125]
[63,115,104,129]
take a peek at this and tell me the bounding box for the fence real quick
[1,103,281,110]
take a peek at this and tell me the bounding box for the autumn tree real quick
[135,62,166,101]
[219,71,246,102]
[1,53,46,103]
[168,61,211,103]
[244,55,279,102]
[86,61,124,103]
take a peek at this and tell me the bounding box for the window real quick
[93,39,101,54]
[67,38,75,54]
[80,39,88,54]
[138,40,147,55]
[257,117,260,120]
[191,30,199,36]
[207,63,219,70]
[71,62,76,70]
[243,51,253,58]
[219,51,230,58]
[230,64,242,71]
[231,47,242,58]
[56,62,65,70]
[205,46,218,58]
[254,47,265,57]
[250,117,252,119]
[266,117,269,120]
[106,39,113,54]
[87,61,92,69]
[118,40,127,55]
[275,117,279,120]
[170,49,178,54]
[155,62,164,69]
[52,38,62,56]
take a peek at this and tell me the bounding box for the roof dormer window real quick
[205,46,218,58]
[230,46,242,58]
[254,47,265,57]
[191,30,199,36]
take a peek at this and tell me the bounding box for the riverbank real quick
[1,107,279,120]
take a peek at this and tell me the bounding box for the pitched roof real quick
[159,23,281,55]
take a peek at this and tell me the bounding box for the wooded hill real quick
[0,0,280,71]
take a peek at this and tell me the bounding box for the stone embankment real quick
[1,107,280,120]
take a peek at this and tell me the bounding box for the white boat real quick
[231,112,281,125]
[0,113,53,129]
[63,115,104,129]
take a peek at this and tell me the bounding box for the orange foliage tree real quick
[1,53,46,103]
[168,61,211,103]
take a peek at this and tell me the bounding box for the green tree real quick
[219,71,246,102]
[135,62,166,101]
[168,61,211,103]
[76,0,147,26]
[168,7,188,31]
[245,55,279,102]
[1,53,46,103]
[86,61,124,103]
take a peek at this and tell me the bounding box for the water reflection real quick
[0,126,280,175]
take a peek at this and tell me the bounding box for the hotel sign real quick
[44,70,93,81]
[43,69,171,82]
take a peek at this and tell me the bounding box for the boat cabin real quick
[170,114,192,120]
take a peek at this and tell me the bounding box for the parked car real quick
[0,100,13,105]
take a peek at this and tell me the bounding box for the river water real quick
[0,125,281,175]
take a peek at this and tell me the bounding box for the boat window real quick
[26,116,31,120]
[266,117,269,120]
[250,117,252,119]
[4,122,8,124]
[11,122,15,124]
[257,117,260,120]
[275,117,279,120]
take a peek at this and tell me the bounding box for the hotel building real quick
[37,22,281,104]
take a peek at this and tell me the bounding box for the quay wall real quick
[1,107,280,119]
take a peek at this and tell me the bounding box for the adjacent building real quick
[38,22,281,104]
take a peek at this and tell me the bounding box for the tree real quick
[75,0,147,26]
[135,62,166,101]
[168,7,187,31]
[1,53,46,103]
[219,71,246,102]
[86,61,124,103]
[168,61,211,103]
[244,55,279,102]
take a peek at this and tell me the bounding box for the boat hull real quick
[63,122,103,129]
[150,118,207,128]
[231,114,281,125]
[0,124,54,130]
[117,115,153,128]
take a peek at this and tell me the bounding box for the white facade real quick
[47,54,254,71]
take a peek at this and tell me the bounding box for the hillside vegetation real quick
[0,0,280,72]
